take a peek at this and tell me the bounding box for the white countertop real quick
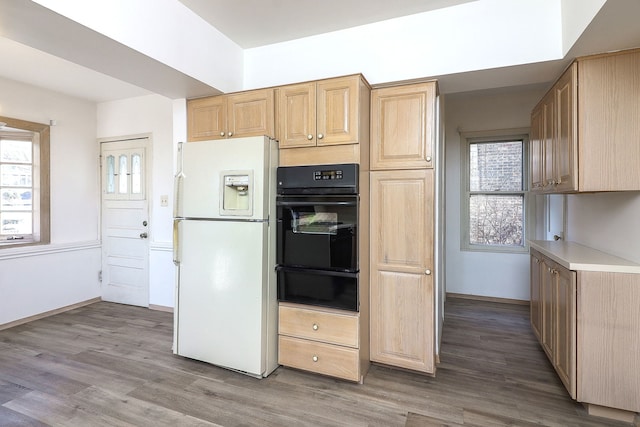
[529,240,640,274]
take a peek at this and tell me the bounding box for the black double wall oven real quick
[276,164,359,312]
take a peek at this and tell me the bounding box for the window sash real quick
[461,130,529,253]
[0,117,49,248]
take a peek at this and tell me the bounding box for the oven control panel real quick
[277,163,358,195]
[313,169,343,180]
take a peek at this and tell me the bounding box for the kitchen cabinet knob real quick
[228,132,233,137]
[425,269,432,275]
[139,232,148,239]
[426,156,432,162]
[219,132,226,137]
[312,323,319,331]
[317,133,324,140]
[312,355,318,362]
[307,134,313,140]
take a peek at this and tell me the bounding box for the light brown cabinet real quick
[278,303,366,382]
[369,169,435,374]
[276,75,370,166]
[530,244,640,421]
[530,65,576,193]
[530,48,640,192]
[529,251,542,340]
[187,88,275,141]
[531,249,576,398]
[370,82,436,170]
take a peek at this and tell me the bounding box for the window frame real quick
[0,116,50,248]
[460,129,529,254]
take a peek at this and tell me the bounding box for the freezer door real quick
[175,219,270,376]
[175,136,276,220]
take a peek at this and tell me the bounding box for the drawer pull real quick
[312,355,318,362]
[312,323,319,331]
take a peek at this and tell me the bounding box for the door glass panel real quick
[131,153,141,194]
[118,154,128,194]
[106,155,115,194]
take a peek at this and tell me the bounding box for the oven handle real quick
[275,265,358,278]
[276,200,357,207]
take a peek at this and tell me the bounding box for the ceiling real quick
[0,0,639,103]
[177,0,477,48]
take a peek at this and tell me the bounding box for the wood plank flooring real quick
[0,298,637,426]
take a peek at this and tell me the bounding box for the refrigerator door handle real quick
[173,219,182,265]
[173,142,185,218]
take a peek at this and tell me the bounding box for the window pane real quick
[1,164,32,186]
[470,141,523,191]
[118,154,128,194]
[1,211,32,235]
[0,139,32,163]
[469,194,523,246]
[1,188,32,211]
[131,153,141,194]
[106,155,115,194]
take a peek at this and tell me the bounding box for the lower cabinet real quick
[369,169,435,374]
[531,249,577,398]
[530,246,640,420]
[278,303,366,382]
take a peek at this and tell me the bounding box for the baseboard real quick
[0,297,101,331]
[149,304,174,313]
[583,403,637,423]
[446,292,529,306]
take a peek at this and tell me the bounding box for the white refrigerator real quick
[172,136,279,378]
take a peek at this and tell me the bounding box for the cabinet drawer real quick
[278,336,360,382]
[279,304,358,347]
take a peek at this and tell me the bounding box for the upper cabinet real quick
[187,88,275,142]
[530,48,640,193]
[277,75,366,148]
[276,75,370,166]
[370,82,437,170]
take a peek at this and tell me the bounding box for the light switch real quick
[160,195,169,207]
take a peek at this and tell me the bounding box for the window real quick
[0,116,50,247]
[461,130,528,252]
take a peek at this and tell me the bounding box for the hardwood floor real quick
[0,298,636,426]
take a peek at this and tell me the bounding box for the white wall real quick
[244,0,562,89]
[97,94,178,309]
[31,0,243,93]
[0,76,101,325]
[566,192,640,264]
[444,86,546,300]
[561,0,606,55]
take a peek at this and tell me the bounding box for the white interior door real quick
[101,137,150,307]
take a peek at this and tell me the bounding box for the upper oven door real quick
[276,195,358,272]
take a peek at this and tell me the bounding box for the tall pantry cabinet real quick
[369,81,437,374]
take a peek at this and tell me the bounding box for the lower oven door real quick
[276,195,358,271]
[276,266,358,311]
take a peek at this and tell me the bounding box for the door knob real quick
[140,232,148,239]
